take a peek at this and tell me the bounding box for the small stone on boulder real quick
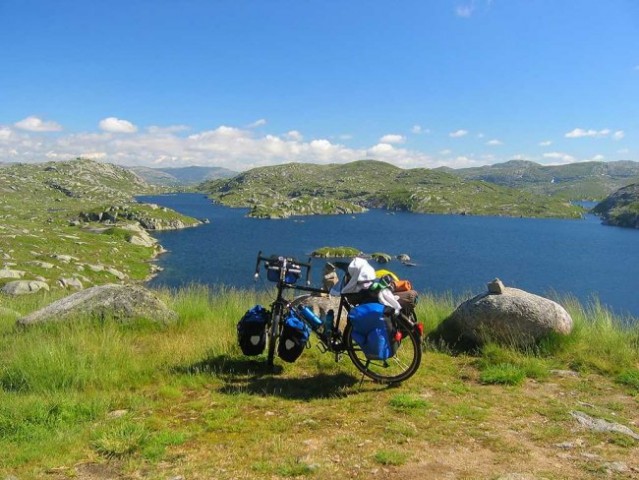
[487,278,505,294]
[17,284,177,326]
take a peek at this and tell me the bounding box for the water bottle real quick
[324,309,334,337]
[299,306,323,330]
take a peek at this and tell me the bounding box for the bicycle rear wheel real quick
[267,303,284,367]
[344,314,422,384]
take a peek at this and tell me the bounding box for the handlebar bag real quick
[266,261,301,284]
[237,305,269,356]
[278,312,310,363]
[348,302,398,360]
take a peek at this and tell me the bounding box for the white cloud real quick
[613,130,625,140]
[14,116,62,132]
[618,148,630,154]
[565,128,611,139]
[592,154,605,161]
[449,129,468,138]
[147,125,189,134]
[411,125,430,135]
[285,130,303,141]
[455,4,474,17]
[0,127,13,141]
[539,140,552,146]
[476,133,485,139]
[543,152,577,164]
[0,121,528,171]
[338,134,353,140]
[369,143,395,155]
[99,117,138,133]
[379,134,406,144]
[486,139,502,146]
[80,151,107,160]
[247,118,267,128]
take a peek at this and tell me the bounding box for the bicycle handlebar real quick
[254,250,313,285]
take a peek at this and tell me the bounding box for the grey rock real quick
[550,369,579,378]
[429,286,573,349]
[496,475,543,480]
[2,280,49,295]
[29,261,54,269]
[603,461,628,473]
[0,268,25,279]
[59,277,83,290]
[571,411,639,440]
[487,278,505,294]
[18,284,177,326]
[52,254,78,263]
[106,267,127,280]
[397,253,411,262]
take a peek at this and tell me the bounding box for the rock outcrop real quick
[592,183,639,229]
[18,284,177,326]
[0,269,26,279]
[2,280,49,295]
[429,279,573,349]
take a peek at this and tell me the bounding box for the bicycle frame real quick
[254,251,424,383]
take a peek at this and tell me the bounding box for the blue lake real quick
[138,193,639,319]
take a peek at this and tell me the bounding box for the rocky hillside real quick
[201,160,584,219]
[592,183,639,229]
[129,165,237,186]
[0,158,200,293]
[447,160,639,200]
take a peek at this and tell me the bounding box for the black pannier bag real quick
[277,312,311,363]
[237,305,269,356]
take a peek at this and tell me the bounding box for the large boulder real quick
[18,284,177,326]
[430,280,573,349]
[2,280,49,295]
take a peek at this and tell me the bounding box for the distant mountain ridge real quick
[200,160,583,219]
[128,165,237,186]
[446,159,639,200]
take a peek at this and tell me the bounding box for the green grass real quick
[1,286,638,479]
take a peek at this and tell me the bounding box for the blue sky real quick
[1,0,638,170]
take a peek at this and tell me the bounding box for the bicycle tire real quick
[344,313,422,384]
[267,303,284,367]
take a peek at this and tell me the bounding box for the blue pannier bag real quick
[237,305,269,356]
[348,302,398,360]
[278,312,311,363]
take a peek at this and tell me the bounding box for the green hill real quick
[592,183,639,229]
[201,160,583,219]
[448,160,639,200]
[0,158,200,289]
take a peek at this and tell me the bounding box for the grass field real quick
[1,287,638,480]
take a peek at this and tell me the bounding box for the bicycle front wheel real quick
[267,303,284,367]
[344,316,422,384]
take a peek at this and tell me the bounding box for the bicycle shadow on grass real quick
[176,354,362,399]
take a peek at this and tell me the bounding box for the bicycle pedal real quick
[316,342,328,354]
